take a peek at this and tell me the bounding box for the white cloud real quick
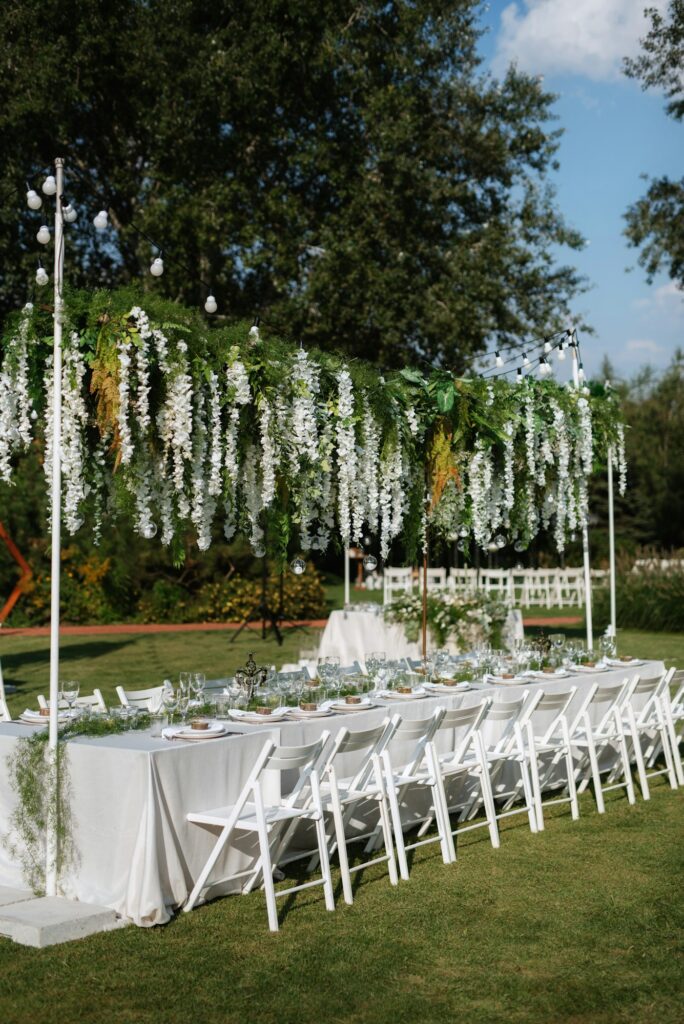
[654,280,684,310]
[625,338,666,354]
[492,0,669,82]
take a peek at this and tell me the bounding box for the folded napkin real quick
[229,706,290,720]
[21,708,76,722]
[604,657,642,667]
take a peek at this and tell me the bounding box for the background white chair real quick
[116,684,164,710]
[477,691,542,837]
[37,689,107,712]
[383,567,414,605]
[0,660,11,722]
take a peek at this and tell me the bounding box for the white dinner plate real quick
[525,669,572,680]
[229,709,289,725]
[604,657,644,668]
[288,707,334,719]
[424,682,471,693]
[378,687,428,700]
[484,675,526,686]
[330,699,377,713]
[162,723,227,741]
[20,709,77,725]
[569,663,609,674]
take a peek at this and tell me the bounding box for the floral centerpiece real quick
[385,590,509,650]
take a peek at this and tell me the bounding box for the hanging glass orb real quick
[457,540,467,551]
[459,525,469,538]
[514,539,527,553]
[494,534,506,549]
[141,522,158,539]
[363,554,378,571]
[290,557,306,575]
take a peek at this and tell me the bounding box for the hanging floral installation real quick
[0,288,626,563]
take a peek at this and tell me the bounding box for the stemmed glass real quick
[549,633,565,668]
[61,680,80,716]
[191,672,206,706]
[161,685,178,724]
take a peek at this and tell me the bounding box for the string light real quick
[557,341,566,360]
[150,256,164,277]
[495,351,503,368]
[249,316,260,341]
[63,202,77,224]
[41,175,57,196]
[92,210,108,231]
[577,362,586,383]
[522,352,530,367]
[26,188,42,211]
[36,225,50,245]
[516,367,523,383]
[204,294,217,314]
[543,340,552,353]
[35,262,48,286]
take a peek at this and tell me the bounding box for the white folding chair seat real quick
[37,689,107,711]
[570,680,636,813]
[185,733,334,932]
[416,698,500,859]
[374,709,453,878]
[315,717,401,904]
[116,684,164,710]
[523,687,580,830]
[620,670,678,798]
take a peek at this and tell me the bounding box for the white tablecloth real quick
[317,608,525,665]
[317,608,422,664]
[0,659,664,927]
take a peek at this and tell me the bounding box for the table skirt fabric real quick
[0,660,664,926]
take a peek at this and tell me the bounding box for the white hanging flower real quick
[616,423,627,496]
[61,335,89,533]
[335,368,356,542]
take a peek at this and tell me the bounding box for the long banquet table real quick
[0,659,665,927]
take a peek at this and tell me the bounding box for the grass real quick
[0,784,681,1024]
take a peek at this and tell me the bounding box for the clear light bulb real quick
[204,295,217,314]
[578,365,586,383]
[495,351,503,368]
[150,257,164,277]
[63,204,77,223]
[557,344,566,361]
[522,352,530,367]
[362,554,378,571]
[516,368,523,383]
[35,266,49,286]
[543,341,552,353]
[290,557,306,575]
[26,189,42,210]
[42,175,57,196]
[93,210,108,231]
[36,225,50,245]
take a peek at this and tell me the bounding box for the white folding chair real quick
[422,567,447,593]
[316,717,401,904]
[570,680,636,813]
[185,733,334,932]
[37,689,107,712]
[658,668,684,785]
[0,659,11,721]
[417,698,500,859]
[523,688,580,830]
[619,670,678,799]
[116,684,164,711]
[374,708,452,878]
[383,567,414,604]
[476,691,542,836]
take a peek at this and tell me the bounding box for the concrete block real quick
[0,896,123,947]
[0,886,35,909]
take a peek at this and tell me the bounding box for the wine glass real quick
[61,680,80,716]
[549,633,565,668]
[191,672,206,706]
[161,685,178,723]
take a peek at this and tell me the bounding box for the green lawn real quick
[0,784,681,1024]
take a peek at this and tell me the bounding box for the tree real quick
[623,1,684,286]
[0,0,586,368]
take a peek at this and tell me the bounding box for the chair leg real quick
[658,720,679,789]
[516,754,538,834]
[584,737,605,813]
[374,759,399,886]
[662,705,684,785]
[384,769,410,881]
[528,750,544,832]
[330,789,354,905]
[617,731,636,805]
[564,745,580,820]
[184,822,234,912]
[253,788,279,932]
[311,776,335,914]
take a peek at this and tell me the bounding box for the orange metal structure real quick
[0,522,32,623]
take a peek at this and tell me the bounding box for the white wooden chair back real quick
[116,684,165,710]
[37,689,107,711]
[383,566,414,604]
[529,687,577,746]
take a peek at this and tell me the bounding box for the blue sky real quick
[477,0,683,380]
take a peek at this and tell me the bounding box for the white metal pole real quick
[607,445,617,638]
[572,344,593,651]
[344,547,350,606]
[46,157,64,896]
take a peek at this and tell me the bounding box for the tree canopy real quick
[0,0,586,368]
[623,0,684,286]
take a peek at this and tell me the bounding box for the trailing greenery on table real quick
[385,592,509,649]
[0,289,625,566]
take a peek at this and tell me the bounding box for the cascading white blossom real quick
[223,354,251,539]
[335,368,356,542]
[0,304,34,480]
[615,423,627,496]
[355,403,381,540]
[61,335,90,533]
[467,440,494,548]
[379,439,406,559]
[258,401,277,509]
[116,334,134,466]
[162,365,194,519]
[242,445,265,556]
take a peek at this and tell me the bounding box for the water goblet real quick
[61,680,80,717]
[191,672,206,706]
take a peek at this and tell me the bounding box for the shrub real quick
[592,566,684,632]
[191,568,327,623]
